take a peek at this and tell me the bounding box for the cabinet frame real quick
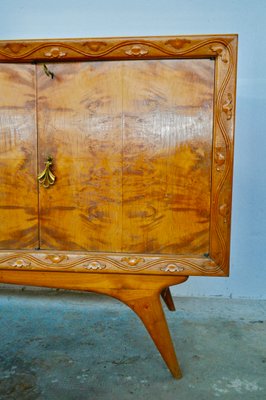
[0,34,238,277]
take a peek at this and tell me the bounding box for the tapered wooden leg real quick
[121,290,182,378]
[0,270,188,378]
[102,275,188,378]
[161,287,176,311]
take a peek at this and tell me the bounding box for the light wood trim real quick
[0,35,236,63]
[0,250,225,276]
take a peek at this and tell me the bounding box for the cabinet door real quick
[37,62,123,251]
[0,64,38,249]
[121,60,214,254]
[37,59,214,254]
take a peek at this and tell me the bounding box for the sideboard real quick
[0,34,238,378]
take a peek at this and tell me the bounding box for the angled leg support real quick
[161,287,176,311]
[120,289,181,378]
[0,270,188,378]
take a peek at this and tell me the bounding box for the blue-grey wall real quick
[1,0,265,299]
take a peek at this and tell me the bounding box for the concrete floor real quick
[0,286,265,400]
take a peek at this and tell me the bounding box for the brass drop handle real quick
[37,156,56,188]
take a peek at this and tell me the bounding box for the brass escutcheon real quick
[37,156,56,188]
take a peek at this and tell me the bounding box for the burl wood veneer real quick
[0,35,238,378]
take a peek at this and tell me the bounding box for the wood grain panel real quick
[37,62,122,251]
[0,64,38,249]
[38,59,214,254]
[121,60,214,254]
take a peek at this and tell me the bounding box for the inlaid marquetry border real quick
[0,251,224,276]
[0,34,238,277]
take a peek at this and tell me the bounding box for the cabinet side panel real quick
[122,60,214,254]
[0,64,38,249]
[37,62,122,251]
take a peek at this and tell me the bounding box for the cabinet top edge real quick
[0,34,238,42]
[0,34,238,63]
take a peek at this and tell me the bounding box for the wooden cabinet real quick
[0,35,238,378]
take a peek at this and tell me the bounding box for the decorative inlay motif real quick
[165,38,191,49]
[83,261,106,270]
[161,264,185,273]
[210,45,228,63]
[8,259,31,268]
[215,148,226,172]
[44,47,67,58]
[45,255,69,264]
[222,93,233,120]
[4,43,28,54]
[125,45,148,56]
[0,252,224,275]
[121,257,145,266]
[203,259,217,268]
[82,41,107,52]
[219,204,229,223]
